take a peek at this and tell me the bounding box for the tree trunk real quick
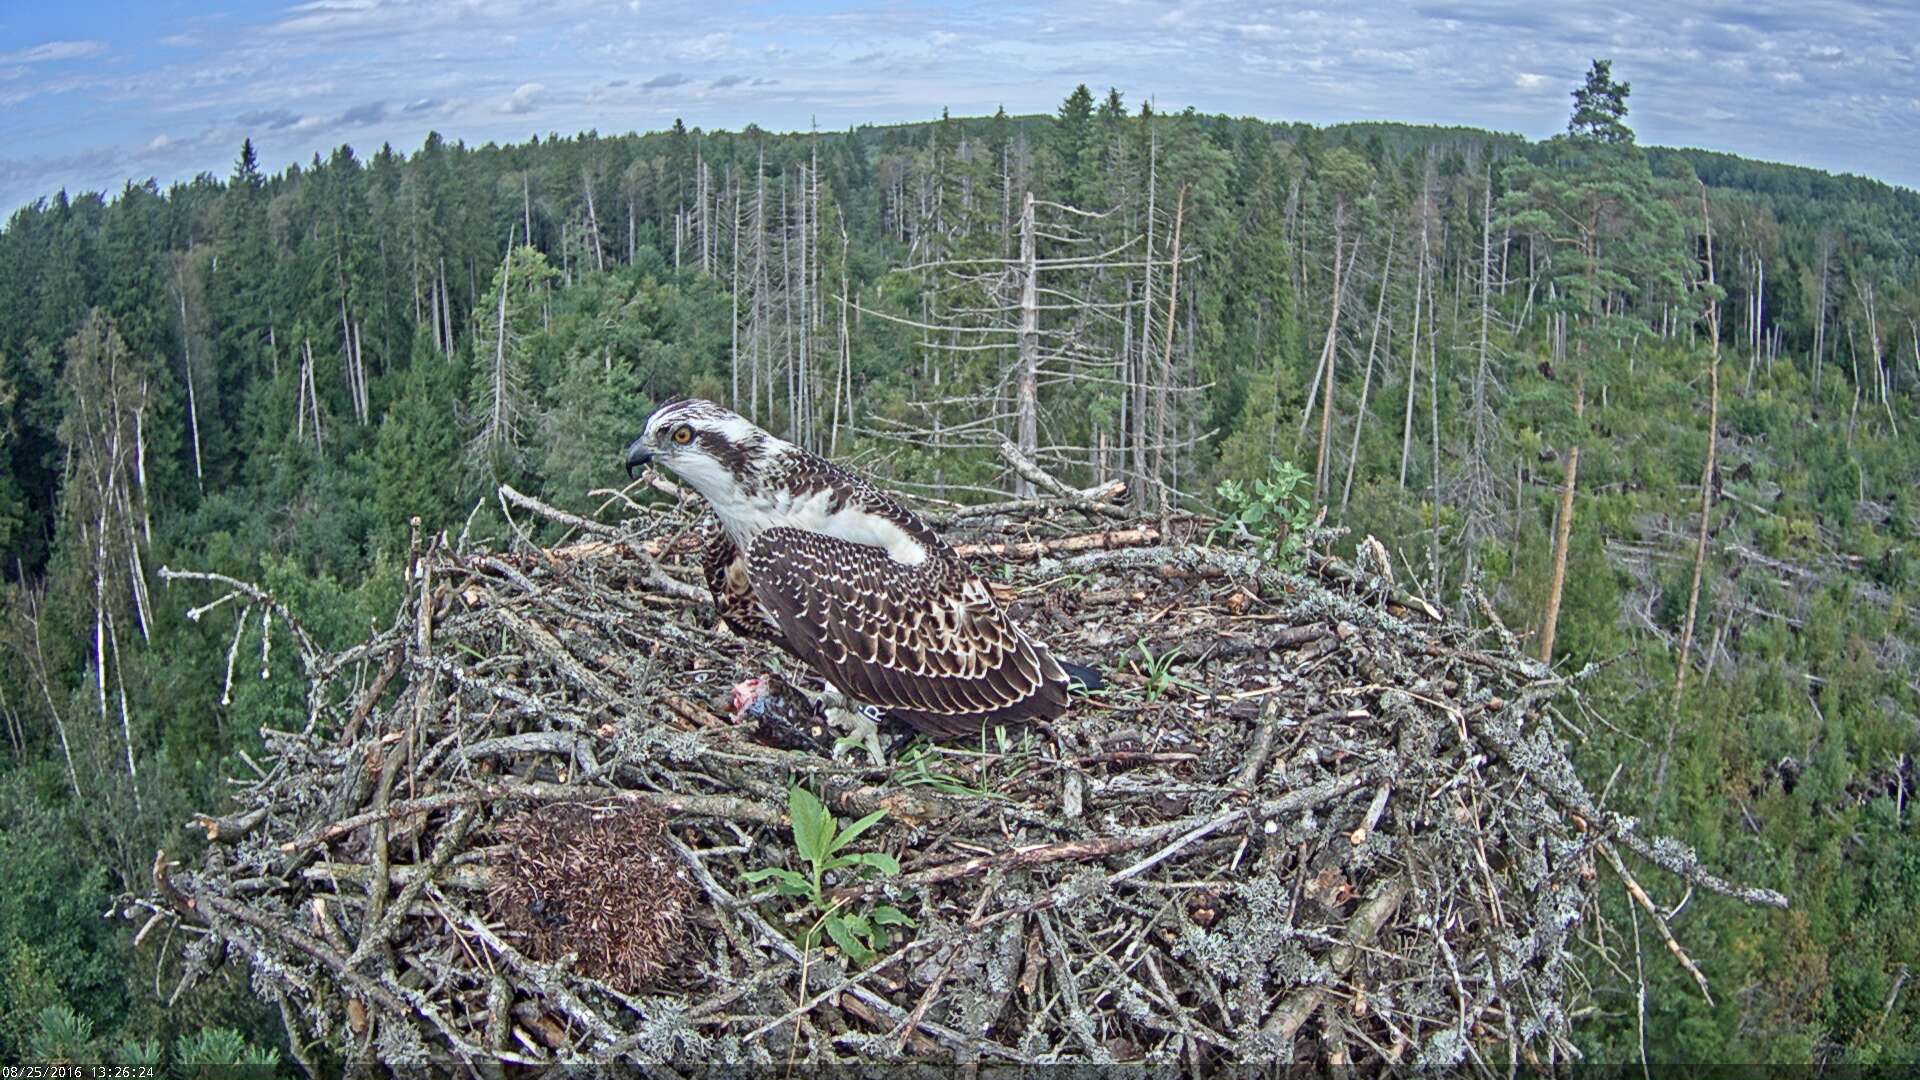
[178,287,204,488]
[1151,187,1187,511]
[1427,277,1441,594]
[1858,278,1896,435]
[1014,192,1040,498]
[583,169,605,274]
[521,172,533,252]
[1344,219,1396,514]
[1313,201,1350,501]
[1660,184,1724,798]
[1814,234,1831,394]
[832,248,850,456]
[1399,213,1428,489]
[1462,168,1499,579]
[731,173,742,412]
[1539,373,1584,664]
[1133,132,1157,510]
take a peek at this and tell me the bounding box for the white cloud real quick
[677,32,735,60]
[500,82,545,114]
[0,40,107,64]
[4,0,1919,214]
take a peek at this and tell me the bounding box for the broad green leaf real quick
[829,809,889,853]
[788,785,833,865]
[741,867,812,896]
[842,851,901,876]
[822,916,873,964]
[870,904,915,927]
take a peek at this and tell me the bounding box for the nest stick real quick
[280,782,781,853]
[1601,841,1714,1004]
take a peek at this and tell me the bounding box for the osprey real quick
[625,399,1073,739]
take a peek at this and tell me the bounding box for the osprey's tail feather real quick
[1059,660,1104,691]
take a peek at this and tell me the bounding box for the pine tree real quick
[1568,59,1633,145]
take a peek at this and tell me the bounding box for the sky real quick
[1,0,1916,216]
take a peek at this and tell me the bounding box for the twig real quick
[1262,875,1410,1040]
[157,566,322,673]
[1600,842,1713,1004]
[995,439,1130,518]
[280,782,782,852]
[349,804,479,966]
[953,523,1183,561]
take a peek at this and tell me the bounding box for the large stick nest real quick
[132,492,1785,1069]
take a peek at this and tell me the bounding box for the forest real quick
[1,63,1917,1065]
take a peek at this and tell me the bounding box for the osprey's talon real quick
[827,706,887,767]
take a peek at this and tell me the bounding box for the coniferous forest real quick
[2,67,1918,1064]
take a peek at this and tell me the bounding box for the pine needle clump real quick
[127,489,1786,1068]
[488,802,692,992]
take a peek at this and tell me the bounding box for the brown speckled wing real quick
[746,527,1069,738]
[702,531,788,647]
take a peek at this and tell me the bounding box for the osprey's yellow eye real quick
[672,425,694,446]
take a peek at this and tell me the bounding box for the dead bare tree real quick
[1660,182,1723,798]
[1455,168,1508,582]
[1539,373,1584,664]
[469,229,552,477]
[56,310,156,808]
[859,191,1194,503]
[170,255,206,491]
[729,164,741,410]
[1812,229,1833,394]
[1150,187,1187,512]
[295,337,326,450]
[1400,164,1435,490]
[1342,217,1396,516]
[1855,276,1897,436]
[1310,223,1354,501]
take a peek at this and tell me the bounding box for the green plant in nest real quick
[743,785,915,965]
[1134,639,1203,702]
[890,727,1038,798]
[1211,458,1314,571]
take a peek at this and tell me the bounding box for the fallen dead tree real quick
[126,489,1785,1069]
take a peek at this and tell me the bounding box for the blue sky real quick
[2,0,1916,216]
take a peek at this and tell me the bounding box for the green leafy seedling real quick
[891,739,996,797]
[742,785,915,965]
[1210,458,1315,571]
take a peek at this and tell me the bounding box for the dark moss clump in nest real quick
[488,801,693,991]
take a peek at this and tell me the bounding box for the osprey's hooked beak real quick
[623,436,653,479]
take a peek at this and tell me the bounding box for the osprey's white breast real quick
[724,486,929,566]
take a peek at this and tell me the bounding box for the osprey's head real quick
[624,398,779,510]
